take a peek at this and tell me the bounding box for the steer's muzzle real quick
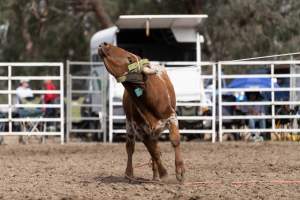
[98,47,105,58]
[98,42,110,58]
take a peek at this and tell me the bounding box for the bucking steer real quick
[98,43,185,182]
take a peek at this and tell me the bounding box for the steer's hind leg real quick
[168,119,185,183]
[143,137,168,180]
[125,123,135,179]
[152,158,159,181]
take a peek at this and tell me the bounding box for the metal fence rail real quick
[218,60,300,142]
[109,62,216,143]
[0,63,64,144]
[66,61,106,142]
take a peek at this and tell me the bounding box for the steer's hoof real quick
[125,167,133,179]
[125,174,135,183]
[175,161,185,183]
[175,165,185,183]
[160,173,168,182]
[159,168,168,180]
[176,172,185,183]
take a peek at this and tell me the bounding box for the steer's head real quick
[98,43,156,79]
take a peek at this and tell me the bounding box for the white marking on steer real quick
[149,64,165,77]
[127,113,178,141]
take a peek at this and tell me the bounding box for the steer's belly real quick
[127,113,177,141]
[129,120,167,141]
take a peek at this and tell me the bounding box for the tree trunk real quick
[75,0,113,28]
[184,0,202,14]
[12,3,34,58]
[90,0,113,28]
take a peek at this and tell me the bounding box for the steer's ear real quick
[142,63,158,75]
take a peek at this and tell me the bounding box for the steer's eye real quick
[128,57,133,64]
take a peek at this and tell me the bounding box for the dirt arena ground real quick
[0,141,300,200]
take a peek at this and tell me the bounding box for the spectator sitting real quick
[276,105,291,127]
[16,79,33,103]
[16,79,42,116]
[16,79,42,144]
[245,92,266,141]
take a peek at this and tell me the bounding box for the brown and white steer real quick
[98,43,185,182]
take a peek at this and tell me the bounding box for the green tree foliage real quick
[0,0,104,62]
[1,0,300,62]
[201,0,300,60]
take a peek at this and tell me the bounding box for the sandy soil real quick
[0,141,300,200]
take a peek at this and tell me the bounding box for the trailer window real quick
[117,29,196,61]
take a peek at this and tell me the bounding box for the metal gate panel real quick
[0,63,64,144]
[66,61,107,142]
[218,60,300,142]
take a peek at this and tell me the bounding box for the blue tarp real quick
[228,78,288,100]
[228,78,279,88]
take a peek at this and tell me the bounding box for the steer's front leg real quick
[125,123,135,179]
[168,119,185,183]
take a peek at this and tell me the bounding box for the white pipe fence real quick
[109,62,217,143]
[2,60,298,144]
[218,60,300,142]
[0,63,64,144]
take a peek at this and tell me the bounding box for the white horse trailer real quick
[88,15,217,142]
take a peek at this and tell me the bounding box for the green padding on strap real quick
[116,59,150,83]
[128,63,139,71]
[116,75,127,82]
[128,59,149,72]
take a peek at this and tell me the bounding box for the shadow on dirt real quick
[94,175,154,185]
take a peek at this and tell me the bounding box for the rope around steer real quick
[130,161,300,186]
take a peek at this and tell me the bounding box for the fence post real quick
[218,62,223,142]
[212,63,216,143]
[102,65,107,143]
[108,74,114,143]
[271,64,275,132]
[66,60,70,143]
[60,63,65,144]
[8,65,12,133]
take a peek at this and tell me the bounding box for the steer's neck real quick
[122,82,146,99]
